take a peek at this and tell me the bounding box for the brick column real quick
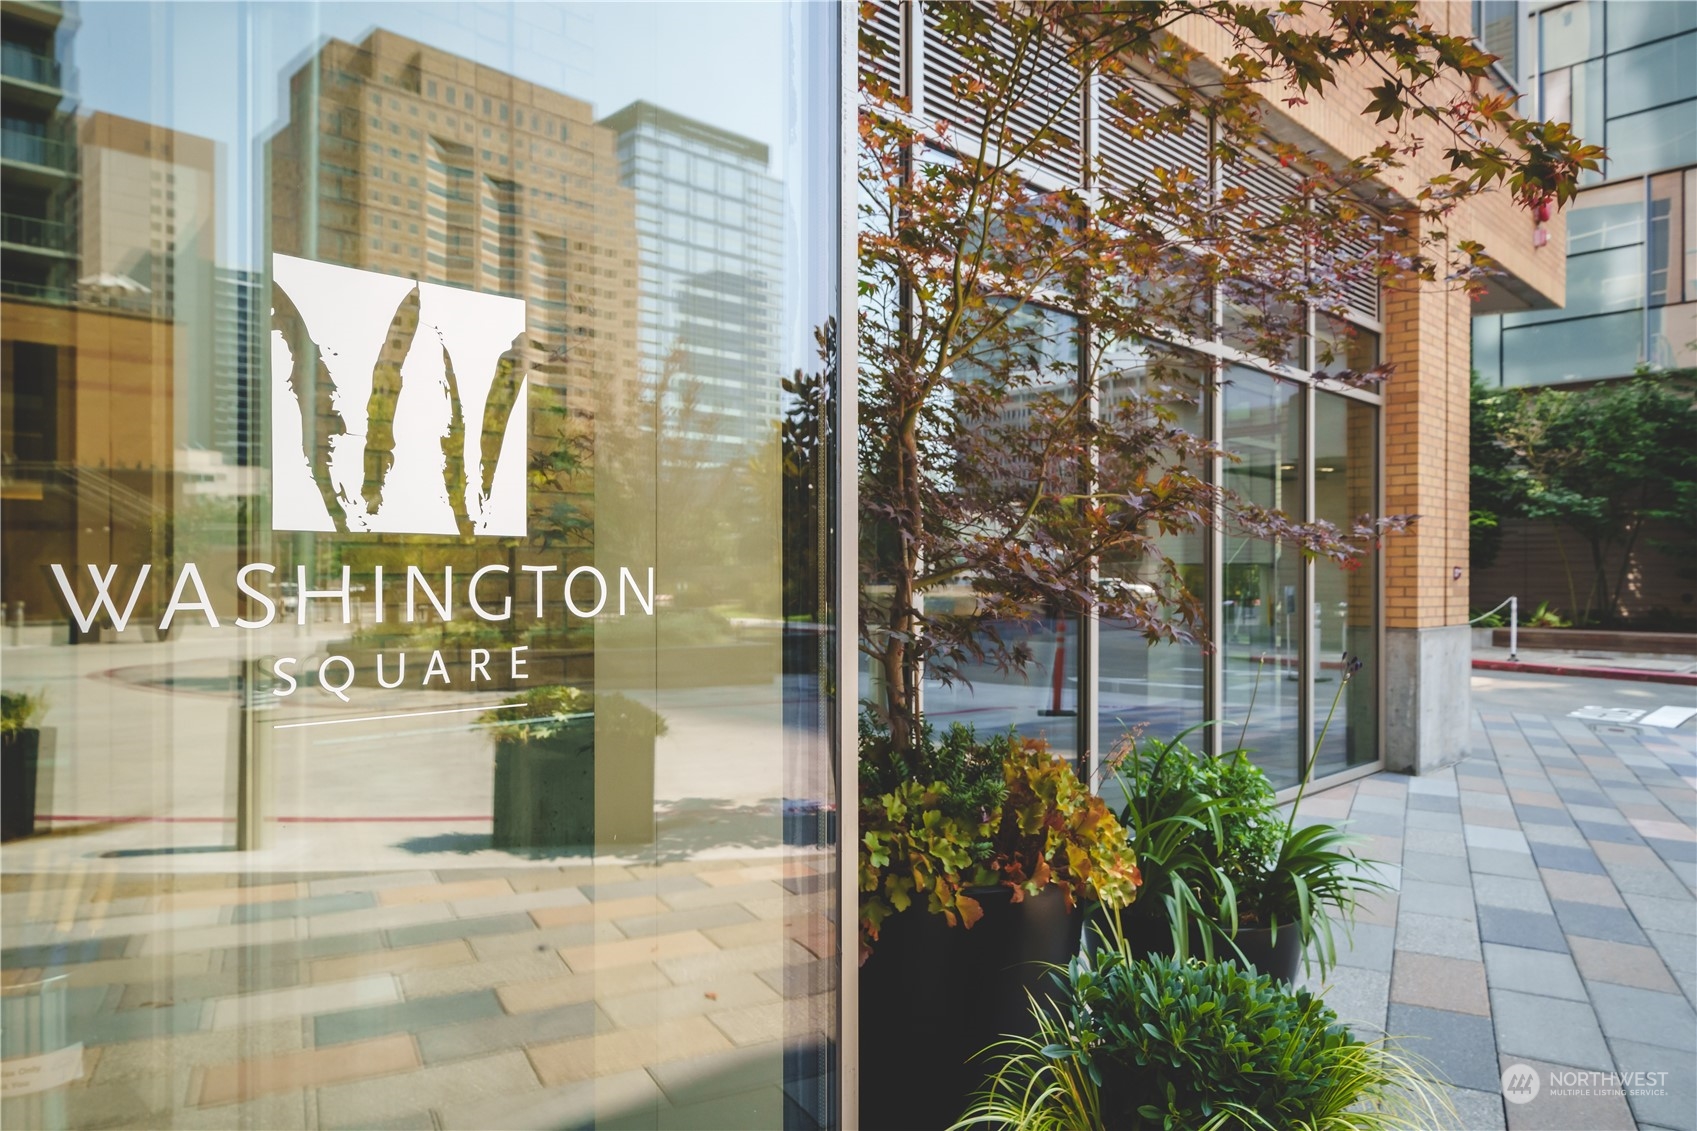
[1380,228,1473,773]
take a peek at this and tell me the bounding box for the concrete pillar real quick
[1381,229,1474,774]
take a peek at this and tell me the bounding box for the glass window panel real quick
[1540,2,1602,70]
[1094,342,1208,788]
[1501,310,1644,384]
[1221,366,1303,787]
[1606,0,1697,52]
[0,5,840,1128]
[1648,301,1697,370]
[1473,314,1503,387]
[1687,169,1697,302]
[1571,59,1605,181]
[1650,171,1684,307]
[1505,244,1643,324]
[1565,181,1645,254]
[1312,392,1377,777]
[1542,65,1572,130]
[1314,315,1380,374]
[1606,101,1697,181]
[1604,32,1697,118]
[1475,0,1519,77]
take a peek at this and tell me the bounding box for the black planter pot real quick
[1085,905,1304,984]
[1,728,41,842]
[859,885,1083,1131]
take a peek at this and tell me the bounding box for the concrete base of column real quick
[1384,624,1471,775]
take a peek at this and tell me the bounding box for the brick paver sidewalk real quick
[1301,706,1697,1130]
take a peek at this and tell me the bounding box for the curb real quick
[1472,658,1697,687]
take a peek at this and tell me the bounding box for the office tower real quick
[599,101,783,466]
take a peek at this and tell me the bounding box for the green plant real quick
[859,722,1141,962]
[1,691,46,738]
[479,685,667,743]
[954,950,1450,1131]
[1469,607,1506,628]
[1525,600,1569,628]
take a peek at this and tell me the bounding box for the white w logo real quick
[270,254,528,537]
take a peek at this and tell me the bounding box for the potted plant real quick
[955,948,1450,1130]
[858,719,1140,1130]
[2,691,47,842]
[1106,659,1387,982]
[481,685,666,850]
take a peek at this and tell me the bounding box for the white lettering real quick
[423,649,450,685]
[564,566,607,618]
[619,566,655,616]
[521,564,556,617]
[272,657,298,696]
[376,651,405,689]
[373,565,384,624]
[49,563,151,634]
[235,564,277,628]
[511,645,529,680]
[470,648,491,681]
[318,655,355,702]
[296,565,353,625]
[160,563,220,630]
[469,564,511,621]
[407,566,452,622]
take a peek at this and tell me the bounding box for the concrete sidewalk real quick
[1301,673,1697,1130]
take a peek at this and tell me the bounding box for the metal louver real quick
[921,2,1081,184]
[1094,74,1209,198]
[1336,232,1381,321]
[1220,148,1301,231]
[860,0,904,97]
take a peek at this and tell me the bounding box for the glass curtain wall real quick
[0,4,840,1129]
[1312,390,1379,778]
[1220,367,1305,788]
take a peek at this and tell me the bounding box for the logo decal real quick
[270,253,528,537]
[1501,1063,1541,1104]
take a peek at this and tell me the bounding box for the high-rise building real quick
[268,29,639,416]
[211,265,262,466]
[599,101,783,466]
[1,0,77,304]
[1472,0,1697,386]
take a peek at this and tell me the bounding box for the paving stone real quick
[1500,1055,1636,1130]
[1587,982,1697,1052]
[384,913,537,950]
[1603,861,1694,900]
[1408,793,1461,813]
[1353,793,1407,816]
[1466,826,1532,854]
[1474,874,1552,914]
[1512,804,1575,827]
[1527,842,1606,875]
[400,950,567,998]
[1648,837,1697,864]
[228,892,376,925]
[1396,912,1482,961]
[1470,846,1541,879]
[209,974,399,1030]
[1444,1084,1507,1131]
[1403,851,1473,886]
[436,1067,663,1131]
[1523,823,1590,848]
[1537,867,1626,908]
[195,1033,419,1107]
[1490,989,1612,1070]
[1578,821,1648,846]
[1567,935,1681,993]
[1390,952,1488,1016]
[1606,1038,1697,1131]
[1329,919,1396,973]
[1300,963,1389,1032]
[580,875,710,902]
[1385,1003,1500,1092]
[1406,809,1465,833]
[1480,943,1588,1002]
[314,989,504,1047]
[315,1049,542,1128]
[1551,900,1650,945]
[612,903,758,940]
[1478,906,1568,953]
[598,970,781,1030]
[416,1000,605,1064]
[1622,891,1697,936]
[76,1000,209,1047]
[1398,879,1477,921]
[527,1014,734,1087]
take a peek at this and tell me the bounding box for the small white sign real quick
[1640,705,1697,729]
[0,1042,84,1097]
[1568,706,1646,723]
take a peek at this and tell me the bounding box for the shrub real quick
[859,722,1141,961]
[479,685,667,743]
[1,691,45,738]
[956,950,1448,1131]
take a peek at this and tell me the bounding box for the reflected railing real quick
[0,42,60,87]
[0,127,72,171]
[0,211,67,249]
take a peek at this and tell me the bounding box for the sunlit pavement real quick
[1300,670,1697,1131]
